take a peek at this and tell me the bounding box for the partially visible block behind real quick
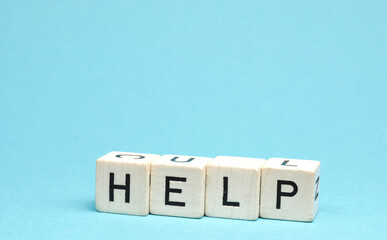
[95,151,160,215]
[150,155,211,218]
[260,158,320,222]
[205,156,266,220]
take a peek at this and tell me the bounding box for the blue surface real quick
[0,1,386,239]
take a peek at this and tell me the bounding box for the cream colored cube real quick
[95,151,160,215]
[260,158,320,222]
[205,156,266,220]
[150,155,211,218]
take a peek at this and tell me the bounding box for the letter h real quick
[109,172,130,203]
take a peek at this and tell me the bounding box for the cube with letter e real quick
[150,155,211,218]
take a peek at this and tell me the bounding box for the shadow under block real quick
[95,151,160,215]
[150,155,211,218]
[205,156,266,220]
[260,158,320,222]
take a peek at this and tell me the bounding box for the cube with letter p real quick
[260,158,320,222]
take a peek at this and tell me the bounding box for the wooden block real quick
[205,156,266,220]
[260,158,320,222]
[150,155,211,218]
[95,151,160,215]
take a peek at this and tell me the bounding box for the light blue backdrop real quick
[0,1,386,239]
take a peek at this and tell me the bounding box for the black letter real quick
[170,156,194,163]
[281,160,297,167]
[116,154,145,159]
[276,180,298,209]
[109,173,130,203]
[315,176,320,201]
[222,177,240,207]
[165,176,186,207]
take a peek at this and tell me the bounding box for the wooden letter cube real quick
[95,151,160,215]
[260,158,320,222]
[150,155,211,218]
[205,156,266,220]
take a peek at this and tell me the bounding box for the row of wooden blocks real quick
[95,152,320,222]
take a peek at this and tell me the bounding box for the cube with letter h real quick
[95,151,160,215]
[260,158,320,222]
[150,155,211,218]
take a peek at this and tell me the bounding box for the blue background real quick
[0,1,386,239]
